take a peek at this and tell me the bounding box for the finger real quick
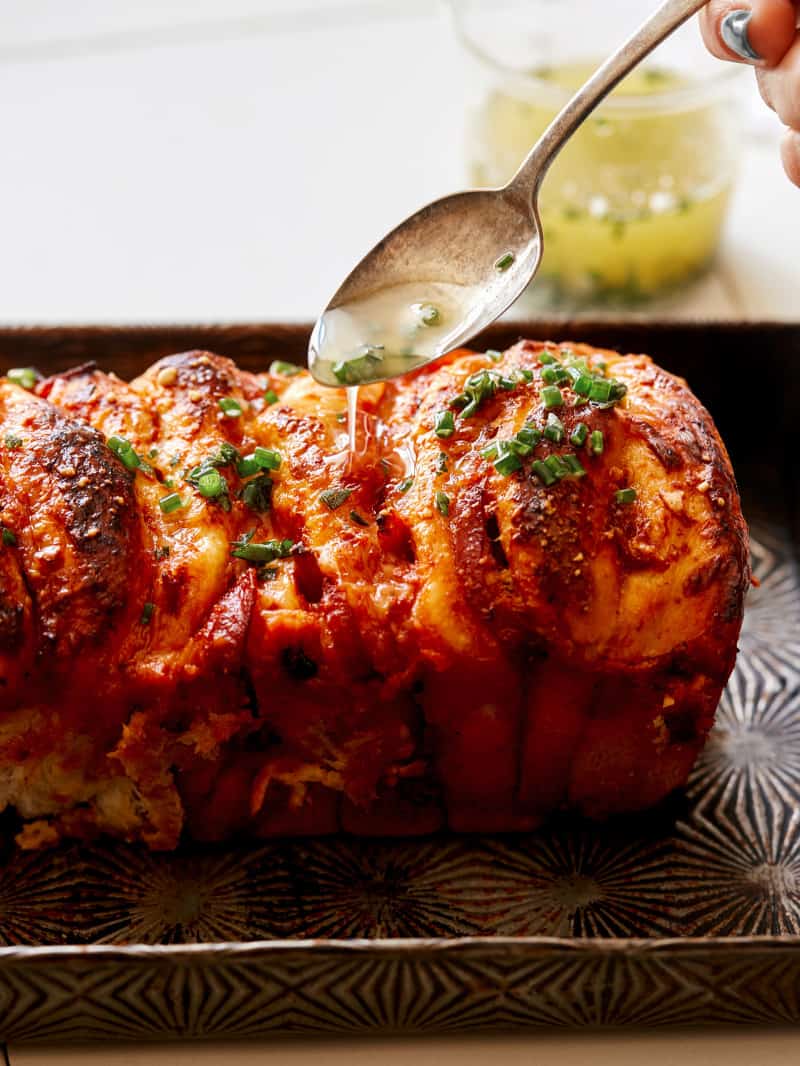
[780,127,800,184]
[757,32,800,126]
[699,0,798,65]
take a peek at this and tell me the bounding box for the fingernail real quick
[720,9,762,62]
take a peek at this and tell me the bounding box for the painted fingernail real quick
[720,9,762,62]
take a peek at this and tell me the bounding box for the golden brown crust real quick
[0,341,750,846]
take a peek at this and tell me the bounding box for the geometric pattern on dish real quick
[274,838,486,939]
[465,827,682,938]
[75,844,296,945]
[1,521,800,1038]
[739,520,800,689]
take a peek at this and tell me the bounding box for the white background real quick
[2,0,799,1061]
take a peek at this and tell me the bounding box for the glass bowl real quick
[448,0,745,308]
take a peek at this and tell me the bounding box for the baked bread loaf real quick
[0,341,749,848]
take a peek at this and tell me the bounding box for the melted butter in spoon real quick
[308,280,481,388]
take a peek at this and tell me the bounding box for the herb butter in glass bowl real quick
[448,0,744,309]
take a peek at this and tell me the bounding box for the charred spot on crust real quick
[664,708,698,745]
[293,551,324,605]
[485,513,509,570]
[628,418,683,471]
[151,351,241,406]
[0,601,24,651]
[281,647,318,681]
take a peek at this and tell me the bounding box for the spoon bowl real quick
[308,188,541,386]
[309,0,709,387]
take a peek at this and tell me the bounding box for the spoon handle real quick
[506,0,710,202]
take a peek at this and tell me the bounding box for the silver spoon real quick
[308,0,709,387]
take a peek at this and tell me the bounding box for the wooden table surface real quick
[1,0,798,1060]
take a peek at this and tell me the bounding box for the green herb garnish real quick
[332,346,384,385]
[589,430,604,455]
[437,451,448,475]
[350,511,369,527]
[435,490,450,516]
[615,487,637,504]
[544,413,565,443]
[434,411,455,439]
[320,487,352,510]
[4,433,22,449]
[531,460,556,487]
[570,422,588,447]
[230,532,296,564]
[218,397,243,417]
[7,367,37,390]
[240,473,274,513]
[264,388,279,406]
[398,477,414,495]
[417,303,440,326]
[494,252,515,272]
[269,360,301,377]
[542,385,564,409]
[107,435,152,475]
[159,492,183,515]
[451,368,516,419]
[486,350,502,363]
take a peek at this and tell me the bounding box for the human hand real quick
[700,1,800,184]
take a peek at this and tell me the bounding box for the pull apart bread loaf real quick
[0,341,749,848]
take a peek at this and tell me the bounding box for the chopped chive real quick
[539,352,557,365]
[589,430,605,455]
[562,453,586,478]
[531,460,556,487]
[512,367,534,383]
[398,477,414,494]
[516,425,542,448]
[542,365,569,386]
[264,388,279,405]
[159,492,183,515]
[140,602,155,625]
[196,469,226,499]
[417,303,440,326]
[7,367,37,390]
[2,527,16,546]
[481,443,499,460]
[240,473,274,513]
[435,490,450,516]
[4,433,22,449]
[588,378,614,403]
[544,454,570,479]
[493,443,523,476]
[218,397,243,417]
[494,252,515,272]
[320,487,352,510]
[269,360,301,377]
[486,350,502,363]
[350,510,369,527]
[147,447,159,460]
[615,487,637,504]
[164,479,175,489]
[434,410,455,439]
[573,373,594,396]
[544,413,565,443]
[107,435,144,472]
[437,451,448,474]
[542,385,564,409]
[253,446,281,470]
[236,456,260,477]
[570,422,588,447]
[230,532,296,564]
[332,347,384,385]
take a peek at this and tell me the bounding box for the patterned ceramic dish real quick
[0,321,797,1042]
